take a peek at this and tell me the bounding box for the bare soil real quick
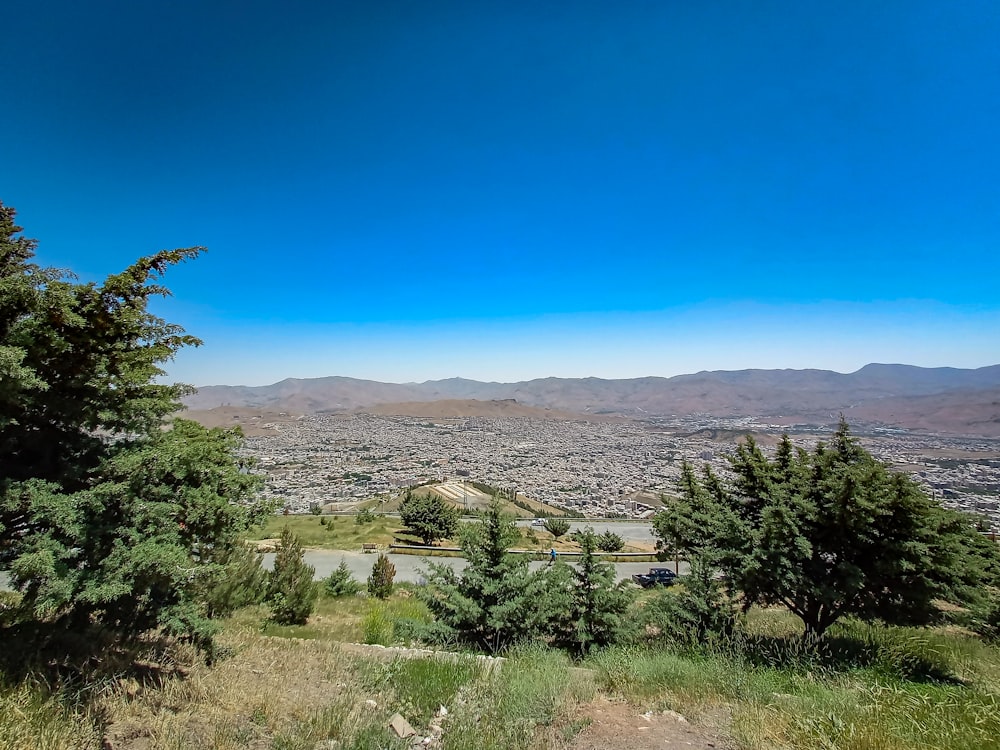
[565,695,735,750]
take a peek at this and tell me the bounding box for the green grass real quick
[7,589,1000,750]
[0,679,100,750]
[257,587,434,645]
[587,610,1000,750]
[248,514,405,549]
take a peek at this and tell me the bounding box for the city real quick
[238,412,1000,528]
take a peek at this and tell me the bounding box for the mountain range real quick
[181,364,1000,437]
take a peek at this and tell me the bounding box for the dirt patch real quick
[565,695,735,750]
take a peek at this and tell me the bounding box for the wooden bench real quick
[362,543,378,553]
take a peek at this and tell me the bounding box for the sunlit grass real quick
[248,514,405,549]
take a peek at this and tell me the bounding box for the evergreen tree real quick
[0,202,267,652]
[367,554,395,600]
[267,527,317,625]
[549,528,632,655]
[654,419,1000,638]
[596,530,625,552]
[324,559,361,598]
[399,490,459,545]
[420,501,555,654]
[542,518,570,539]
[200,541,269,619]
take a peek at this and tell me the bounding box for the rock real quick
[662,709,689,723]
[365,699,378,708]
[437,705,448,717]
[389,713,416,738]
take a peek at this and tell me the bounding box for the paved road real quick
[263,549,689,583]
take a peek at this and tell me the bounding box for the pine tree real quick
[267,527,317,625]
[653,419,1000,638]
[550,527,632,655]
[367,554,395,600]
[420,500,555,654]
[0,202,267,653]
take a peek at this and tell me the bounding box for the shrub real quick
[355,508,377,525]
[201,542,268,618]
[543,518,571,539]
[368,554,395,600]
[324,559,361,598]
[596,531,625,552]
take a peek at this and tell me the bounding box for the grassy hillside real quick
[4,586,1000,749]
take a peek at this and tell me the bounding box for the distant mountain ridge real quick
[181,364,1000,436]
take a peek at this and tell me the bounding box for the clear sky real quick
[3,1,999,386]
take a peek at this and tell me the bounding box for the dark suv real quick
[631,567,678,588]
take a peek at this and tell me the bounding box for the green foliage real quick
[367,553,395,600]
[267,527,317,625]
[543,517,570,538]
[0,203,268,653]
[653,419,999,638]
[966,589,1000,643]
[362,604,395,645]
[596,530,625,552]
[420,501,559,654]
[323,559,361,598]
[200,542,269,619]
[548,528,633,655]
[354,508,377,525]
[635,555,738,647]
[308,503,322,515]
[398,489,459,545]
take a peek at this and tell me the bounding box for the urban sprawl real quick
[240,414,1000,529]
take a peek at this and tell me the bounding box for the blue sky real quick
[4,1,999,386]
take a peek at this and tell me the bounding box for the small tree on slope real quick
[420,500,556,654]
[549,527,632,655]
[267,527,317,625]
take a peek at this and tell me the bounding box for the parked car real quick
[631,567,678,588]
[530,518,546,526]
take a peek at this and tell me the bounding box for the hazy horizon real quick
[5,2,998,387]
[191,359,1000,390]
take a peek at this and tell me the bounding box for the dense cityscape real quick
[240,412,1000,528]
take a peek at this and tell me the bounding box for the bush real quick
[323,559,361,598]
[597,531,625,552]
[634,555,737,647]
[368,554,395,600]
[355,508,377,525]
[201,542,268,618]
[968,590,1000,643]
[543,518,571,539]
[266,527,317,625]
